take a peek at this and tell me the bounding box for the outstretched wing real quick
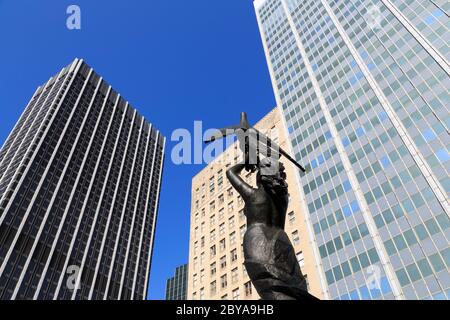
[204,125,243,143]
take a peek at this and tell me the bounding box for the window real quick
[200,269,205,284]
[210,281,217,295]
[210,214,216,226]
[210,229,216,242]
[219,239,226,251]
[231,267,238,283]
[227,188,233,197]
[218,194,224,205]
[199,287,205,300]
[194,241,198,255]
[292,230,300,246]
[232,288,240,300]
[209,177,215,194]
[228,201,234,213]
[210,201,215,212]
[244,281,252,296]
[238,209,245,220]
[230,232,236,246]
[219,223,225,236]
[193,273,198,288]
[218,171,223,190]
[200,236,205,248]
[220,255,227,269]
[210,245,216,258]
[270,126,279,143]
[193,257,198,271]
[296,251,305,268]
[229,216,235,229]
[240,225,246,238]
[288,211,295,224]
[231,249,238,263]
[200,252,205,267]
[219,208,225,220]
[220,274,227,288]
[210,262,216,276]
[237,196,243,205]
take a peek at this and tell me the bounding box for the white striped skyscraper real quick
[0,59,165,300]
[254,0,449,299]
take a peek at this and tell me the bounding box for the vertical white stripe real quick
[34,87,114,299]
[281,0,404,298]
[143,135,165,299]
[130,129,158,299]
[53,107,137,300]
[0,61,87,278]
[86,100,129,300]
[103,116,145,300]
[320,0,449,216]
[11,76,104,299]
[380,0,449,76]
[253,0,330,299]
[118,123,152,299]
[0,85,41,173]
[66,91,123,300]
[87,108,136,299]
[0,62,74,219]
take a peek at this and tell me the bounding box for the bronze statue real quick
[227,159,316,300]
[205,112,318,300]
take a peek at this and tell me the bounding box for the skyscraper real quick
[187,108,323,300]
[0,59,165,300]
[254,0,449,300]
[165,264,188,300]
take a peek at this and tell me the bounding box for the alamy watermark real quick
[66,5,81,30]
[66,264,81,292]
[365,265,382,292]
[171,121,281,175]
[366,4,382,31]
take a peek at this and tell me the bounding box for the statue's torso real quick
[243,187,274,225]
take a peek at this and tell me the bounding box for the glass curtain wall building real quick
[0,59,165,300]
[165,264,188,300]
[254,0,449,300]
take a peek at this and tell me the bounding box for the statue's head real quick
[256,158,288,197]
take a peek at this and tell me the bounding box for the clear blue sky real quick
[0,0,275,299]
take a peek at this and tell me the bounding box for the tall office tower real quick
[253,0,449,300]
[187,108,323,300]
[165,264,188,300]
[0,59,165,300]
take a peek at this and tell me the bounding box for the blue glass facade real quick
[254,0,449,300]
